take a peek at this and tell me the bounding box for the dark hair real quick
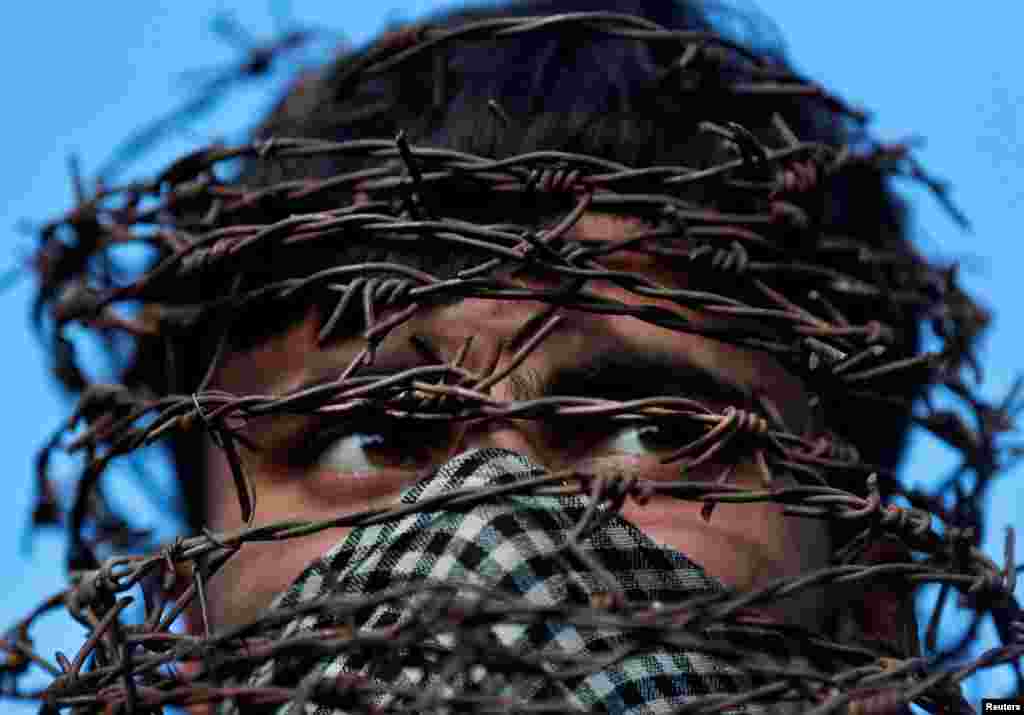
[132,0,918,535]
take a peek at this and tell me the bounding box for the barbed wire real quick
[6,10,1022,715]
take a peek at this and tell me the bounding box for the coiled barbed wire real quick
[4,10,1022,715]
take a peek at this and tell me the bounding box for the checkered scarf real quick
[216,448,819,715]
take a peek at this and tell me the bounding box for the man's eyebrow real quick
[288,353,434,398]
[508,348,752,406]
[285,346,753,416]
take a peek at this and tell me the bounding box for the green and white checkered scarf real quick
[217,448,820,715]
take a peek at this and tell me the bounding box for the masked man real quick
[35,1,980,713]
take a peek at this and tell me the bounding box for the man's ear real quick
[179,603,212,715]
[832,535,921,658]
[181,599,202,670]
[827,538,974,715]
[814,537,919,715]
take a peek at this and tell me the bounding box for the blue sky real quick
[1,2,1020,712]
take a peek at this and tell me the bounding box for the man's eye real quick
[587,422,704,457]
[315,432,399,471]
[305,421,448,472]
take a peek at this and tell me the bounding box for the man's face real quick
[195,213,832,639]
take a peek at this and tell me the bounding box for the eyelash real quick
[293,413,711,471]
[292,415,451,469]
[569,416,708,451]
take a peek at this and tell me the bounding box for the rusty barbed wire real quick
[7,9,1022,715]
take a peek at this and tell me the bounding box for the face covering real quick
[215,448,821,715]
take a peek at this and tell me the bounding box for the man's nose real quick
[448,419,548,466]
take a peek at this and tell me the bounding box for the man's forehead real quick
[211,210,809,432]
[210,212,642,389]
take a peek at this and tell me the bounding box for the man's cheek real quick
[203,530,348,634]
[203,545,286,634]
